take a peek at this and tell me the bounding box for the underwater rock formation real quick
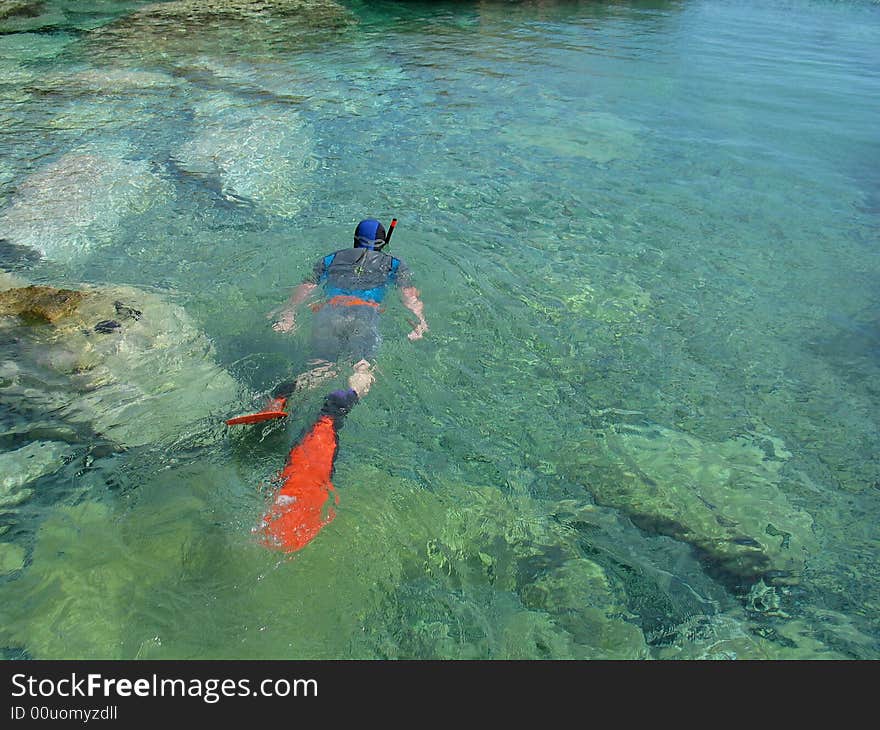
[503,111,643,164]
[0,31,75,105]
[352,475,649,659]
[172,95,312,217]
[0,441,70,508]
[122,0,350,24]
[0,541,25,574]
[0,0,42,21]
[0,285,86,322]
[561,423,816,585]
[0,499,208,657]
[63,67,181,91]
[0,0,68,34]
[31,65,183,98]
[0,279,239,448]
[0,457,858,659]
[90,0,353,62]
[0,460,652,659]
[0,151,173,262]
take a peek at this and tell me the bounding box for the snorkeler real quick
[268,216,428,405]
[226,218,428,552]
[226,217,427,425]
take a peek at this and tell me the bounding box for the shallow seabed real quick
[0,0,878,659]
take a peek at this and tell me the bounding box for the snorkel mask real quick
[353,218,397,251]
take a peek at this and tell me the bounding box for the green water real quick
[0,0,878,659]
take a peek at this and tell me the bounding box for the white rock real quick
[0,441,68,503]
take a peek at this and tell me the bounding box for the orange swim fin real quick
[256,414,339,552]
[255,388,359,553]
[225,397,288,426]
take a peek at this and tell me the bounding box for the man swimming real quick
[232,218,428,552]
[227,217,427,423]
[268,217,427,403]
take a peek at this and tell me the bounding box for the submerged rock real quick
[47,98,161,136]
[90,0,353,61]
[0,441,69,507]
[0,57,35,89]
[0,30,74,61]
[0,285,86,323]
[121,0,349,23]
[0,500,199,658]
[0,451,791,659]
[0,151,173,262]
[504,111,643,164]
[59,67,181,92]
[0,541,25,575]
[363,477,648,659]
[0,460,649,659]
[0,1,42,21]
[28,66,180,136]
[172,95,312,217]
[562,423,816,585]
[0,280,240,448]
[0,1,64,33]
[241,468,648,659]
[650,613,842,660]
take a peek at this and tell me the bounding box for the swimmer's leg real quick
[227,362,338,426]
[340,307,379,400]
[295,360,339,391]
[255,362,374,550]
[256,381,362,553]
[270,360,338,399]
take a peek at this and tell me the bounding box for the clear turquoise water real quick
[0,0,878,659]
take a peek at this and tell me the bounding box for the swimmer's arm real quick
[269,282,318,333]
[400,285,428,341]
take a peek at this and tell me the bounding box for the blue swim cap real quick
[354,219,386,249]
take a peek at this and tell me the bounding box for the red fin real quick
[256,415,339,552]
[225,397,288,426]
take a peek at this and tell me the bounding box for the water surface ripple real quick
[0,0,878,659]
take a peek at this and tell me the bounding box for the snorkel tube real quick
[375,218,397,251]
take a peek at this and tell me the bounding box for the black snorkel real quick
[374,218,397,251]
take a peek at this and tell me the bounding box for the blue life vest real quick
[319,253,400,303]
